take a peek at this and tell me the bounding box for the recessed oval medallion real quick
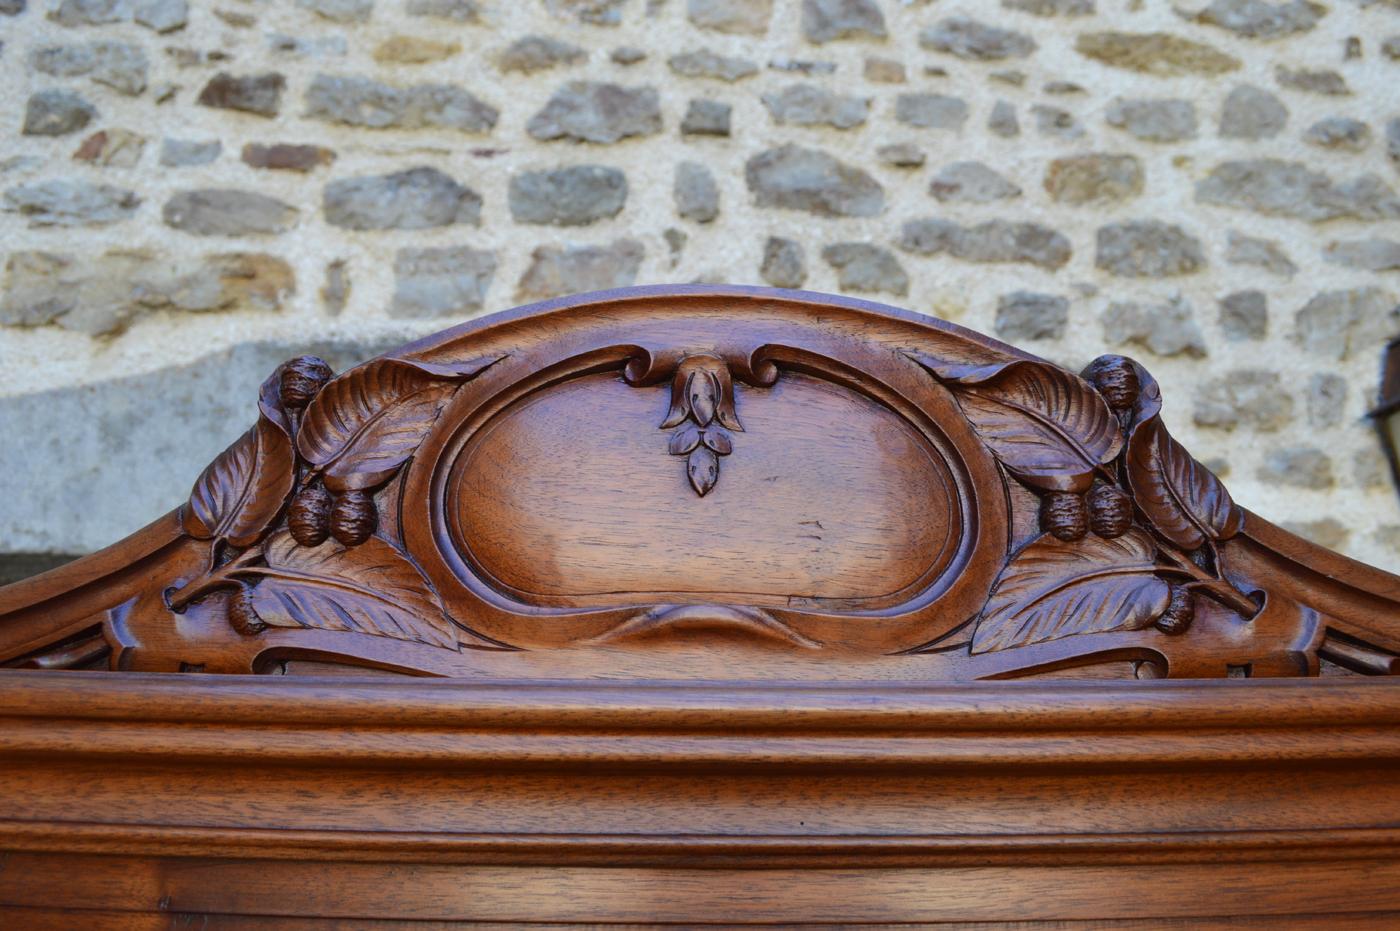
[445,371,964,609]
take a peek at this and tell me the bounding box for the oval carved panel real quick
[446,371,962,609]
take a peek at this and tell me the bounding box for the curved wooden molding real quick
[1,285,1398,681]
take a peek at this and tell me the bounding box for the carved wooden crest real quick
[1,285,1397,681]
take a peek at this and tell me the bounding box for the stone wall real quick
[2,0,1399,572]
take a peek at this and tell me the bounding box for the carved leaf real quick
[1126,416,1244,550]
[297,357,493,493]
[669,422,701,455]
[971,529,1170,654]
[687,369,719,426]
[909,355,1124,493]
[247,530,460,650]
[703,426,733,455]
[183,416,295,548]
[687,445,719,496]
[257,367,292,437]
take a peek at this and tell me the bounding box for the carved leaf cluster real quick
[173,352,504,653]
[911,350,1255,654]
[665,364,737,497]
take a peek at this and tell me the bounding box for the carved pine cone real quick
[1155,585,1195,635]
[1088,484,1133,538]
[330,490,377,546]
[1082,355,1140,413]
[227,586,266,636]
[288,484,333,547]
[279,356,334,410]
[1041,492,1088,542]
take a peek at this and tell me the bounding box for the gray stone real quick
[268,34,348,58]
[0,338,394,554]
[1389,119,1400,173]
[1003,0,1094,14]
[509,165,627,226]
[821,243,908,297]
[680,99,731,136]
[1219,84,1287,139]
[163,189,297,236]
[322,259,349,315]
[73,129,146,168]
[391,246,497,318]
[895,93,968,130]
[1195,159,1400,222]
[1031,105,1084,139]
[920,17,1035,60]
[1106,97,1197,142]
[667,50,758,81]
[0,0,24,13]
[22,90,95,136]
[988,99,1020,137]
[1276,66,1349,95]
[1103,297,1207,358]
[498,35,586,74]
[745,145,884,218]
[674,161,719,223]
[1305,116,1371,151]
[406,0,479,20]
[31,41,148,96]
[864,57,905,82]
[1225,231,1296,278]
[1324,239,1400,272]
[1305,373,1347,427]
[1096,221,1205,278]
[1185,0,1325,39]
[1295,287,1398,360]
[198,72,285,117]
[49,0,129,25]
[159,138,221,167]
[527,82,661,144]
[929,161,1021,203]
[877,144,925,168]
[1043,153,1143,205]
[133,0,185,30]
[516,239,644,301]
[687,0,770,34]
[1,250,292,336]
[762,84,868,130]
[4,180,138,227]
[545,0,624,25]
[324,167,481,230]
[760,237,805,288]
[1194,370,1293,430]
[1359,451,1394,492]
[767,58,837,76]
[1075,31,1240,75]
[305,75,498,133]
[1219,290,1268,340]
[296,0,371,20]
[611,46,646,65]
[0,556,80,588]
[995,291,1069,341]
[802,0,886,43]
[898,218,1072,270]
[1384,35,1400,60]
[1258,446,1334,489]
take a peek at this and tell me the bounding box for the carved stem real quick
[1156,547,1260,619]
[166,547,262,612]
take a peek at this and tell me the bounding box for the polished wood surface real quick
[1,285,1399,925]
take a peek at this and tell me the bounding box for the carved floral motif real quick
[659,355,746,497]
[910,351,1259,654]
[167,353,505,651]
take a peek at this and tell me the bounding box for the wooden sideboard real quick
[2,285,1398,927]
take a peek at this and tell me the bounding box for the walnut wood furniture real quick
[2,285,1399,927]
